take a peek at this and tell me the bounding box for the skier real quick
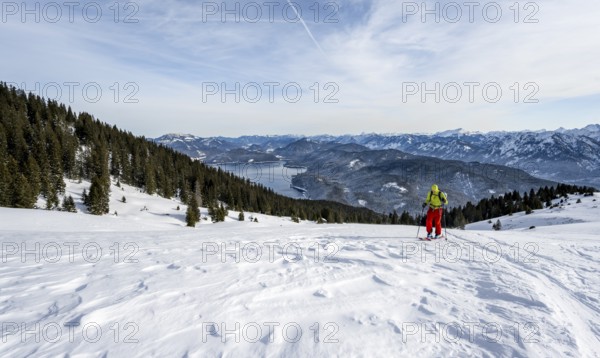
[422,184,448,240]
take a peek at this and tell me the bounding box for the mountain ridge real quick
[155,124,600,189]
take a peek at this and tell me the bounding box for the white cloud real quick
[1,0,599,136]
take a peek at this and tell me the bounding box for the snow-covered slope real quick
[1,191,599,357]
[467,193,600,231]
[29,179,190,232]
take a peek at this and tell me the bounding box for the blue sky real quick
[1,0,599,137]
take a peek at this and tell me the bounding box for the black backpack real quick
[430,190,447,203]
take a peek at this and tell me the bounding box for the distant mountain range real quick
[318,125,600,188]
[154,125,599,213]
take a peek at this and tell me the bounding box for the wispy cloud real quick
[1,0,599,136]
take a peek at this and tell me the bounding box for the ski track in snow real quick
[1,195,600,357]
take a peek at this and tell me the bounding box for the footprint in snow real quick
[203,323,220,338]
[64,313,85,327]
[372,275,392,286]
[418,305,435,315]
[260,332,274,345]
[388,252,402,259]
[423,288,437,296]
[387,320,402,334]
[313,289,330,298]
[167,264,181,270]
[371,252,388,259]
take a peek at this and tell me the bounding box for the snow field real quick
[0,186,599,357]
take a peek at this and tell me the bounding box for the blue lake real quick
[209,162,307,199]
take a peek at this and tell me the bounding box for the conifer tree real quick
[89,142,110,186]
[86,143,110,215]
[46,130,66,196]
[62,195,77,213]
[0,126,11,205]
[391,210,399,224]
[88,177,110,215]
[145,161,157,195]
[12,173,36,208]
[82,188,89,207]
[220,203,228,221]
[208,205,216,222]
[493,219,502,231]
[25,155,42,196]
[291,210,300,223]
[186,196,200,227]
[0,161,10,207]
[0,126,9,205]
[45,191,59,210]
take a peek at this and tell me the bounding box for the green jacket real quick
[425,191,448,209]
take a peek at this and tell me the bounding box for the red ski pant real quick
[426,208,443,235]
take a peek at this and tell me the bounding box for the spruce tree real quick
[145,162,157,195]
[88,177,110,215]
[46,130,65,196]
[0,126,9,206]
[493,219,502,231]
[86,143,110,215]
[208,205,216,222]
[291,212,299,223]
[219,203,228,221]
[391,210,399,224]
[89,142,110,186]
[12,173,36,208]
[62,195,77,213]
[186,196,200,227]
[0,161,10,206]
[82,188,89,206]
[25,155,41,195]
[46,191,59,210]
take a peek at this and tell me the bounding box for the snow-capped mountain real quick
[154,133,300,162]
[330,125,600,187]
[154,133,240,161]
[155,125,600,188]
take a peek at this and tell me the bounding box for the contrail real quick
[286,0,326,56]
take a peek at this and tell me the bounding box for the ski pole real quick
[443,206,448,240]
[416,206,425,238]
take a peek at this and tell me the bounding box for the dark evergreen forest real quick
[0,82,386,225]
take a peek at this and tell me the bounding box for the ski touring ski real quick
[418,236,446,241]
